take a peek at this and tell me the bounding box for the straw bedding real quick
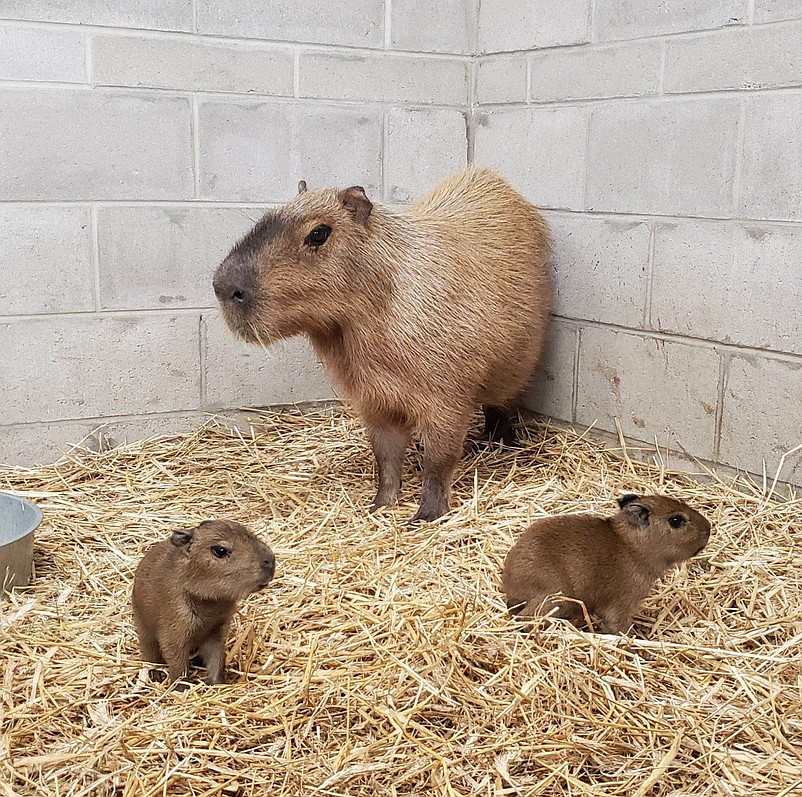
[1,407,800,796]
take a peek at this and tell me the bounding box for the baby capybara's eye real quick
[211,545,230,558]
[305,225,331,247]
[668,515,685,529]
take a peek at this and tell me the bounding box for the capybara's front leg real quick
[412,419,469,522]
[369,424,410,511]
[199,625,229,685]
[161,639,191,684]
[135,623,164,666]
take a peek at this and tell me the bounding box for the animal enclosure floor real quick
[1,408,800,796]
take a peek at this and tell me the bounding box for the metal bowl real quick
[0,491,42,594]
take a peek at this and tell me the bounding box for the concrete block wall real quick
[0,1,471,465]
[2,0,800,490]
[475,2,802,486]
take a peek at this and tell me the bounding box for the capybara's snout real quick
[213,256,253,308]
[259,547,276,587]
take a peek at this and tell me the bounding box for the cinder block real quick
[754,0,802,23]
[720,353,802,484]
[576,327,720,459]
[0,23,85,83]
[530,41,661,103]
[665,22,802,94]
[523,319,578,423]
[739,93,802,221]
[299,52,467,105]
[203,313,333,409]
[474,107,588,210]
[391,0,472,54]
[0,206,93,316]
[0,313,201,425]
[478,0,590,53]
[477,56,528,105]
[196,0,383,47]
[0,88,193,201]
[97,206,267,311]
[92,34,294,95]
[0,413,206,468]
[593,0,747,41]
[198,100,383,202]
[385,107,466,202]
[652,221,802,355]
[545,212,650,327]
[586,98,740,216]
[0,0,192,31]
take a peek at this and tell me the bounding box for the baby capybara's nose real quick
[262,552,275,579]
[213,261,249,306]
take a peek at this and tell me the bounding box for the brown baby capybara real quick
[212,165,552,522]
[502,494,711,634]
[132,520,275,685]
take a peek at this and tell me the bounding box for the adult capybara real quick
[132,520,275,685]
[502,494,712,634]
[213,165,552,522]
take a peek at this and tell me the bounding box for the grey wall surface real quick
[475,2,802,486]
[0,1,470,464]
[1,1,800,488]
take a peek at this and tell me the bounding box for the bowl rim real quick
[0,490,43,545]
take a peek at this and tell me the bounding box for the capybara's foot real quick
[171,679,191,693]
[409,499,449,524]
[204,669,228,686]
[148,668,167,683]
[369,488,398,513]
[483,406,520,448]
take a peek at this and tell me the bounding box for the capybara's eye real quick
[211,545,230,558]
[668,515,685,529]
[305,225,331,247]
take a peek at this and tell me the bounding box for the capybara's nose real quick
[213,263,249,306]
[263,553,275,578]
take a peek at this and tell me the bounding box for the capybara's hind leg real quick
[482,405,518,448]
[597,607,632,636]
[412,418,470,522]
[522,598,583,627]
[368,424,410,511]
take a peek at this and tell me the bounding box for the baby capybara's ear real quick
[297,180,307,194]
[617,493,640,508]
[338,186,373,224]
[620,501,651,531]
[170,529,194,551]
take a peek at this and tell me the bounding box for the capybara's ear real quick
[297,180,308,194]
[170,529,194,550]
[617,494,639,508]
[338,186,373,225]
[621,501,650,530]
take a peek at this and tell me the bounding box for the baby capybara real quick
[502,494,711,634]
[213,165,552,522]
[132,520,275,685]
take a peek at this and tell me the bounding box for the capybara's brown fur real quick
[213,165,552,521]
[132,520,275,685]
[502,495,711,634]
